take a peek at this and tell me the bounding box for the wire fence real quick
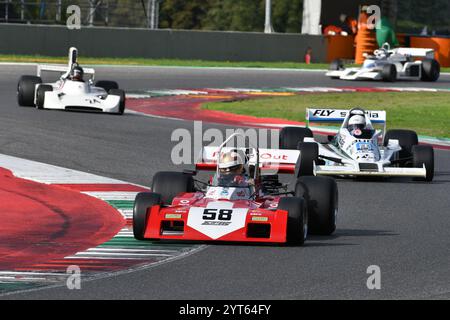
[0,0,153,28]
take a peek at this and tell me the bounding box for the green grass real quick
[0,54,329,69]
[203,92,450,138]
[2,54,449,72]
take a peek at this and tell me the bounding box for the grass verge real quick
[0,54,329,69]
[203,92,450,138]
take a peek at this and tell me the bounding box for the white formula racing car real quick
[17,47,126,114]
[279,108,434,181]
[326,43,440,82]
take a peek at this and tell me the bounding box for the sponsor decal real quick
[187,202,248,239]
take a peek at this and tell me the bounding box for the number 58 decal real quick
[203,209,233,221]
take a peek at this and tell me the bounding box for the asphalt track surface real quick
[0,65,449,299]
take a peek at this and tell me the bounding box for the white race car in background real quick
[17,47,126,114]
[326,43,440,82]
[279,108,434,181]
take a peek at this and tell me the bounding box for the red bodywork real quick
[143,192,289,243]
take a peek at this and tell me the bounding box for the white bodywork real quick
[326,45,436,81]
[34,47,122,113]
[304,108,427,178]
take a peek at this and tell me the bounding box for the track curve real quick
[0,65,449,299]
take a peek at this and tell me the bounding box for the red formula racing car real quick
[133,134,338,245]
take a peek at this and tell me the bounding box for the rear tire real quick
[412,145,434,182]
[152,172,195,205]
[421,59,440,82]
[278,197,307,245]
[36,85,53,110]
[95,80,119,92]
[295,176,338,235]
[109,89,126,115]
[279,127,313,150]
[133,192,161,240]
[296,142,319,177]
[384,129,418,165]
[381,64,397,82]
[17,75,42,107]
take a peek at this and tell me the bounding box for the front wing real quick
[142,205,289,243]
[42,92,121,113]
[315,163,427,178]
[326,68,381,81]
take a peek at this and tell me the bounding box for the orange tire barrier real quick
[354,12,377,64]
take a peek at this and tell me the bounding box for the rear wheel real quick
[412,145,434,182]
[278,197,307,245]
[133,192,161,240]
[295,176,338,235]
[109,89,126,115]
[152,171,195,205]
[384,129,418,165]
[36,85,53,109]
[279,127,313,150]
[296,142,319,177]
[421,59,440,82]
[17,75,42,107]
[381,64,397,82]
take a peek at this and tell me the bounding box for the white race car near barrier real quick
[17,47,126,114]
[279,108,434,181]
[326,44,440,82]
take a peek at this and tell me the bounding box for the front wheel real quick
[295,176,338,235]
[278,197,308,245]
[17,75,42,107]
[279,127,313,150]
[381,64,397,82]
[36,85,53,109]
[133,192,161,240]
[412,145,434,182]
[109,89,126,115]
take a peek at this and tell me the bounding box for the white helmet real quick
[218,150,244,174]
[348,115,366,130]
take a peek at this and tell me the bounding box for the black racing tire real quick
[412,145,434,182]
[279,127,314,150]
[295,176,338,235]
[278,197,307,245]
[109,89,126,115]
[17,75,42,107]
[296,142,319,177]
[36,85,53,110]
[95,80,119,92]
[133,192,161,240]
[381,64,397,82]
[151,171,195,205]
[421,59,440,82]
[384,129,418,165]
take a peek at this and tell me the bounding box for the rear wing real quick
[37,65,95,77]
[196,147,300,174]
[306,108,386,124]
[393,48,435,59]
[36,47,95,78]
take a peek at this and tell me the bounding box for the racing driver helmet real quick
[348,114,367,135]
[71,65,84,81]
[218,150,245,176]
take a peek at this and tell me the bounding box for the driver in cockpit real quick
[216,150,254,187]
[347,114,375,138]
